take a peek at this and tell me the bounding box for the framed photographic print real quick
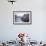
[13,11,32,25]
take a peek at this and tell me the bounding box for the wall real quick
[0,0,46,41]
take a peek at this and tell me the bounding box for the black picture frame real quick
[13,11,32,25]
